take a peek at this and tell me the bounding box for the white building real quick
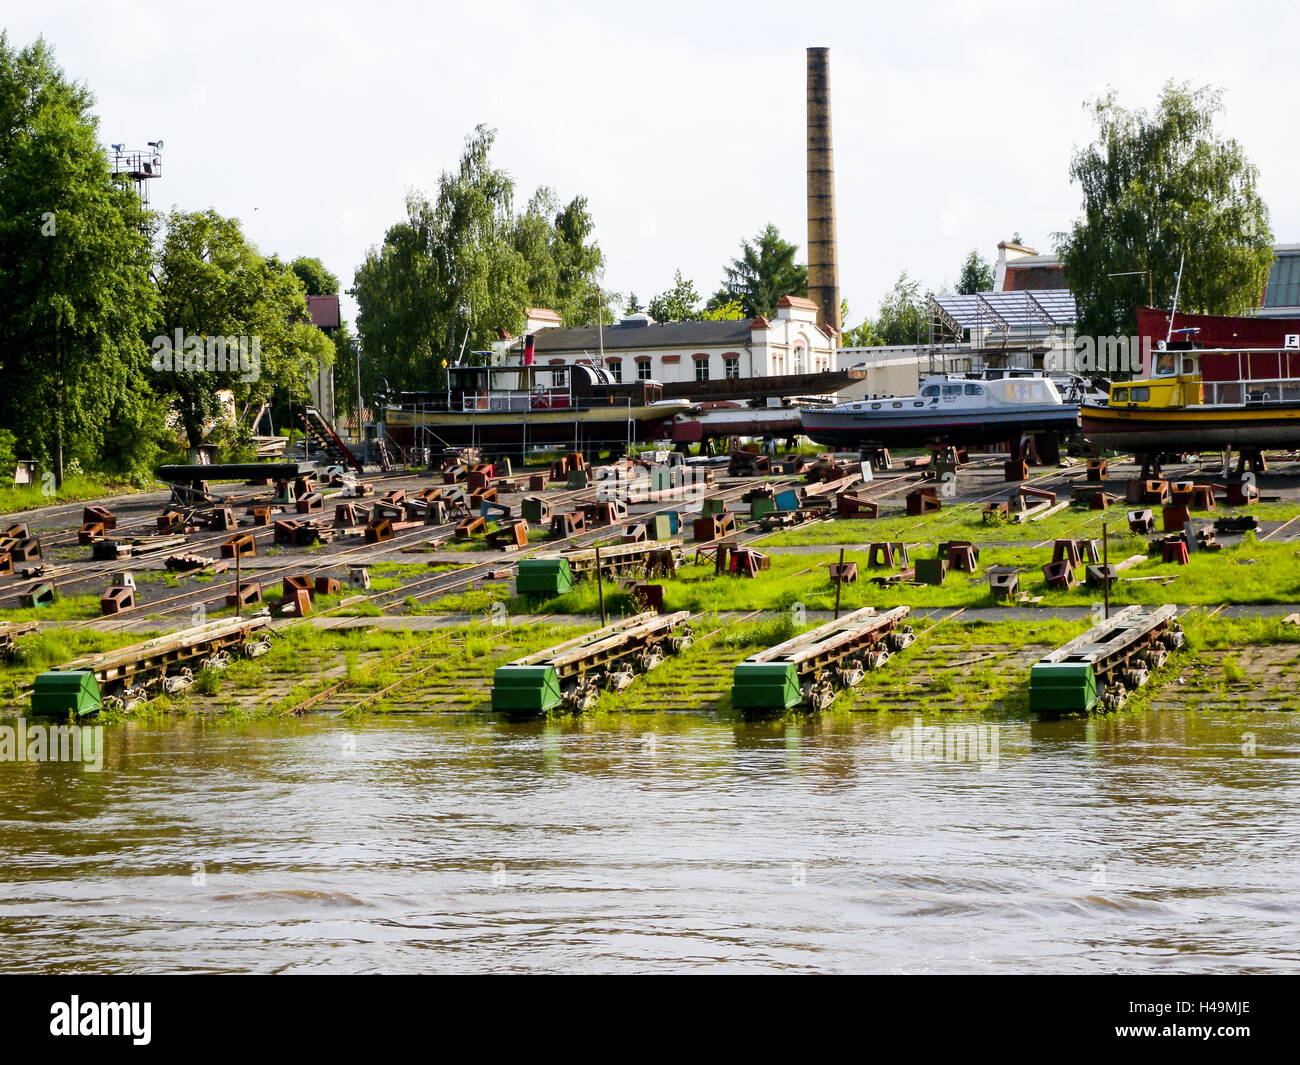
[496,296,838,385]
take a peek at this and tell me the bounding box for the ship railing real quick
[1203,380,1300,406]
[457,389,573,413]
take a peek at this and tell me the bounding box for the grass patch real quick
[0,474,146,514]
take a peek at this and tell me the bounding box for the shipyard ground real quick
[3,449,1300,718]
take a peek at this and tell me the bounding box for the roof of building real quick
[930,290,1077,331]
[527,318,756,353]
[306,294,340,330]
[776,295,819,310]
[526,307,563,323]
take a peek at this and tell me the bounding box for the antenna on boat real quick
[1165,252,1185,346]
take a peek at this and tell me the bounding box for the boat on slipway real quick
[1081,345,1300,454]
[381,362,689,455]
[800,369,1083,449]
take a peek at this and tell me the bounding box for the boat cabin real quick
[392,362,664,414]
[1105,346,1300,410]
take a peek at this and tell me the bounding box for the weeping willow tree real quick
[1057,82,1273,338]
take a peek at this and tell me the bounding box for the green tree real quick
[712,223,808,318]
[331,322,360,421]
[839,299,879,347]
[291,256,339,296]
[512,187,612,326]
[955,249,995,294]
[873,272,927,346]
[0,34,159,484]
[624,293,643,315]
[1057,81,1273,337]
[153,209,331,452]
[700,298,745,322]
[648,269,700,322]
[353,126,610,400]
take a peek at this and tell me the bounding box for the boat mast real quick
[1165,252,1185,346]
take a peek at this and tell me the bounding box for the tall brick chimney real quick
[806,46,841,335]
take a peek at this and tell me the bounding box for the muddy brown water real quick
[0,707,1297,973]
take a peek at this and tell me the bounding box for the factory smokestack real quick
[806,46,841,335]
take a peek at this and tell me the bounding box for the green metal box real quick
[731,662,801,710]
[648,512,674,541]
[750,497,776,521]
[492,665,562,712]
[31,671,102,718]
[516,558,573,596]
[1029,662,1098,714]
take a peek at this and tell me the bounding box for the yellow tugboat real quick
[1081,346,1300,457]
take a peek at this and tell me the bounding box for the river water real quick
[1,708,1297,973]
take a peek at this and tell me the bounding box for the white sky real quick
[8,0,1298,327]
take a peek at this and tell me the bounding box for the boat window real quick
[913,401,924,407]
[870,403,881,410]
[892,402,903,408]
[921,385,940,397]
[1182,357,1196,375]
[1112,388,1129,403]
[942,385,962,396]
[1131,387,1150,401]
[964,384,984,396]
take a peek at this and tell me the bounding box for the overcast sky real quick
[8,0,1297,327]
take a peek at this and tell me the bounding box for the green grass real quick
[0,473,146,514]
[504,536,1300,616]
[0,593,103,623]
[760,497,1300,551]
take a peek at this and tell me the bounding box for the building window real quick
[724,356,740,379]
[637,360,652,381]
[608,361,622,382]
[695,359,710,382]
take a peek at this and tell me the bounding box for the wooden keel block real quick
[78,521,106,545]
[915,557,947,585]
[20,582,56,608]
[225,581,262,608]
[83,506,117,530]
[365,518,394,543]
[282,574,313,599]
[220,532,257,559]
[828,561,858,584]
[99,585,135,615]
[1042,559,1078,589]
[906,488,941,515]
[1162,505,1191,532]
[989,569,1020,600]
[1128,509,1155,534]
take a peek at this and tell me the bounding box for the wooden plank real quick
[1041,605,1176,666]
[747,606,910,667]
[508,611,691,669]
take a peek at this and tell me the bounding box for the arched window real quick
[793,340,807,375]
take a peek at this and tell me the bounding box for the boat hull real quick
[1081,403,1300,452]
[383,402,685,450]
[801,406,1079,448]
[672,405,804,443]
